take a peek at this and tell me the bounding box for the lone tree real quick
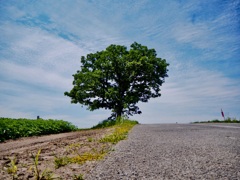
[65,42,169,119]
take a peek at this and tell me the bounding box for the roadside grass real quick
[193,117,240,123]
[99,119,138,144]
[91,119,116,129]
[54,143,109,168]
[54,118,138,168]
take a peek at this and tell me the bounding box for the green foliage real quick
[54,156,70,169]
[87,137,94,142]
[92,117,139,129]
[55,146,108,168]
[54,119,138,170]
[99,119,138,144]
[73,174,84,180]
[69,151,106,164]
[91,119,116,129]
[194,117,240,123]
[65,42,169,119]
[223,117,240,123]
[0,117,78,142]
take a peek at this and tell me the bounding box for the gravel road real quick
[86,124,240,180]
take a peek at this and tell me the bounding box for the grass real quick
[70,151,107,164]
[54,156,70,169]
[54,118,138,169]
[91,119,117,129]
[99,119,138,144]
[193,117,240,123]
[0,117,78,142]
[54,144,108,168]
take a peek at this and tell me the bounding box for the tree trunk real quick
[116,105,123,123]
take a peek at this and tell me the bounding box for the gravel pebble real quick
[86,124,240,180]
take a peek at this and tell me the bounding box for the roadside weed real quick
[54,156,70,169]
[4,157,18,180]
[99,119,137,144]
[87,137,94,142]
[70,151,106,164]
[73,174,84,180]
[66,143,82,155]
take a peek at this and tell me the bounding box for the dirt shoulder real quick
[0,128,114,179]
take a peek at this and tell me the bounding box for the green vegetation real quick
[65,42,169,119]
[54,145,108,168]
[4,150,54,180]
[194,117,240,123]
[92,118,138,129]
[54,118,138,169]
[99,119,138,144]
[5,157,18,180]
[0,117,78,142]
[2,118,138,179]
[91,119,116,129]
[54,156,70,169]
[73,174,84,180]
[30,149,54,180]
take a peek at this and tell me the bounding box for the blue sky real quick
[0,0,239,128]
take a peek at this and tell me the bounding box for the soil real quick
[0,128,114,179]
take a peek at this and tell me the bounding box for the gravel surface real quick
[87,124,240,180]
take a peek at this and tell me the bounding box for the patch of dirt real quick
[0,128,114,179]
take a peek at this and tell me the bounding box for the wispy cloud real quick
[0,0,239,127]
[135,66,240,123]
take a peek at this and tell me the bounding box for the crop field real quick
[0,117,78,142]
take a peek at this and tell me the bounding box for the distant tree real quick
[65,42,169,119]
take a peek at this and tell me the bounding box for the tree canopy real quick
[65,42,169,119]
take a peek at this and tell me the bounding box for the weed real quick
[67,143,81,149]
[66,143,82,154]
[68,120,138,164]
[70,151,106,164]
[87,137,94,142]
[73,174,84,180]
[54,156,70,169]
[31,149,54,180]
[5,157,18,180]
[99,119,138,144]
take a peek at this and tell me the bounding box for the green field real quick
[0,117,78,142]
